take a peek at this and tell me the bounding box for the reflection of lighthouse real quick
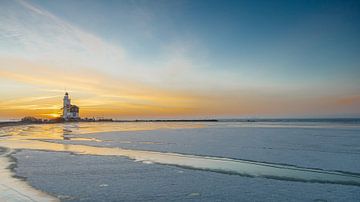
[62,92,80,120]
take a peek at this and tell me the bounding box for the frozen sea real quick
[1,119,360,201]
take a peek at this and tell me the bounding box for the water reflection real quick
[62,123,76,140]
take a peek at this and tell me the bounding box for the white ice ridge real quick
[0,148,59,202]
[2,140,360,186]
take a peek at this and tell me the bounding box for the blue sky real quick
[0,0,359,118]
[33,0,360,83]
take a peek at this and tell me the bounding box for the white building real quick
[62,92,80,120]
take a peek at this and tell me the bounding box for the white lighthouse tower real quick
[62,92,80,120]
[63,92,71,119]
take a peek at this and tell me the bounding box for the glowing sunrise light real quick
[0,0,359,119]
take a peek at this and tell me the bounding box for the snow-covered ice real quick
[1,121,359,201]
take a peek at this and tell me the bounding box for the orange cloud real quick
[336,95,360,106]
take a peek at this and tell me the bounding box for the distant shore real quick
[0,119,219,128]
[2,118,360,129]
[0,122,28,128]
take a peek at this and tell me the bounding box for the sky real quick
[0,0,359,119]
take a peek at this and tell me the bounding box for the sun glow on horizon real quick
[42,113,61,119]
[0,0,359,119]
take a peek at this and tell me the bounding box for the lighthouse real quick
[62,92,80,120]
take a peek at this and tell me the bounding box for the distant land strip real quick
[0,119,219,128]
[2,118,360,128]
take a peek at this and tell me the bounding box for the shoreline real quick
[0,122,29,128]
[0,147,59,202]
[1,118,359,131]
[0,119,218,127]
[2,117,360,129]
